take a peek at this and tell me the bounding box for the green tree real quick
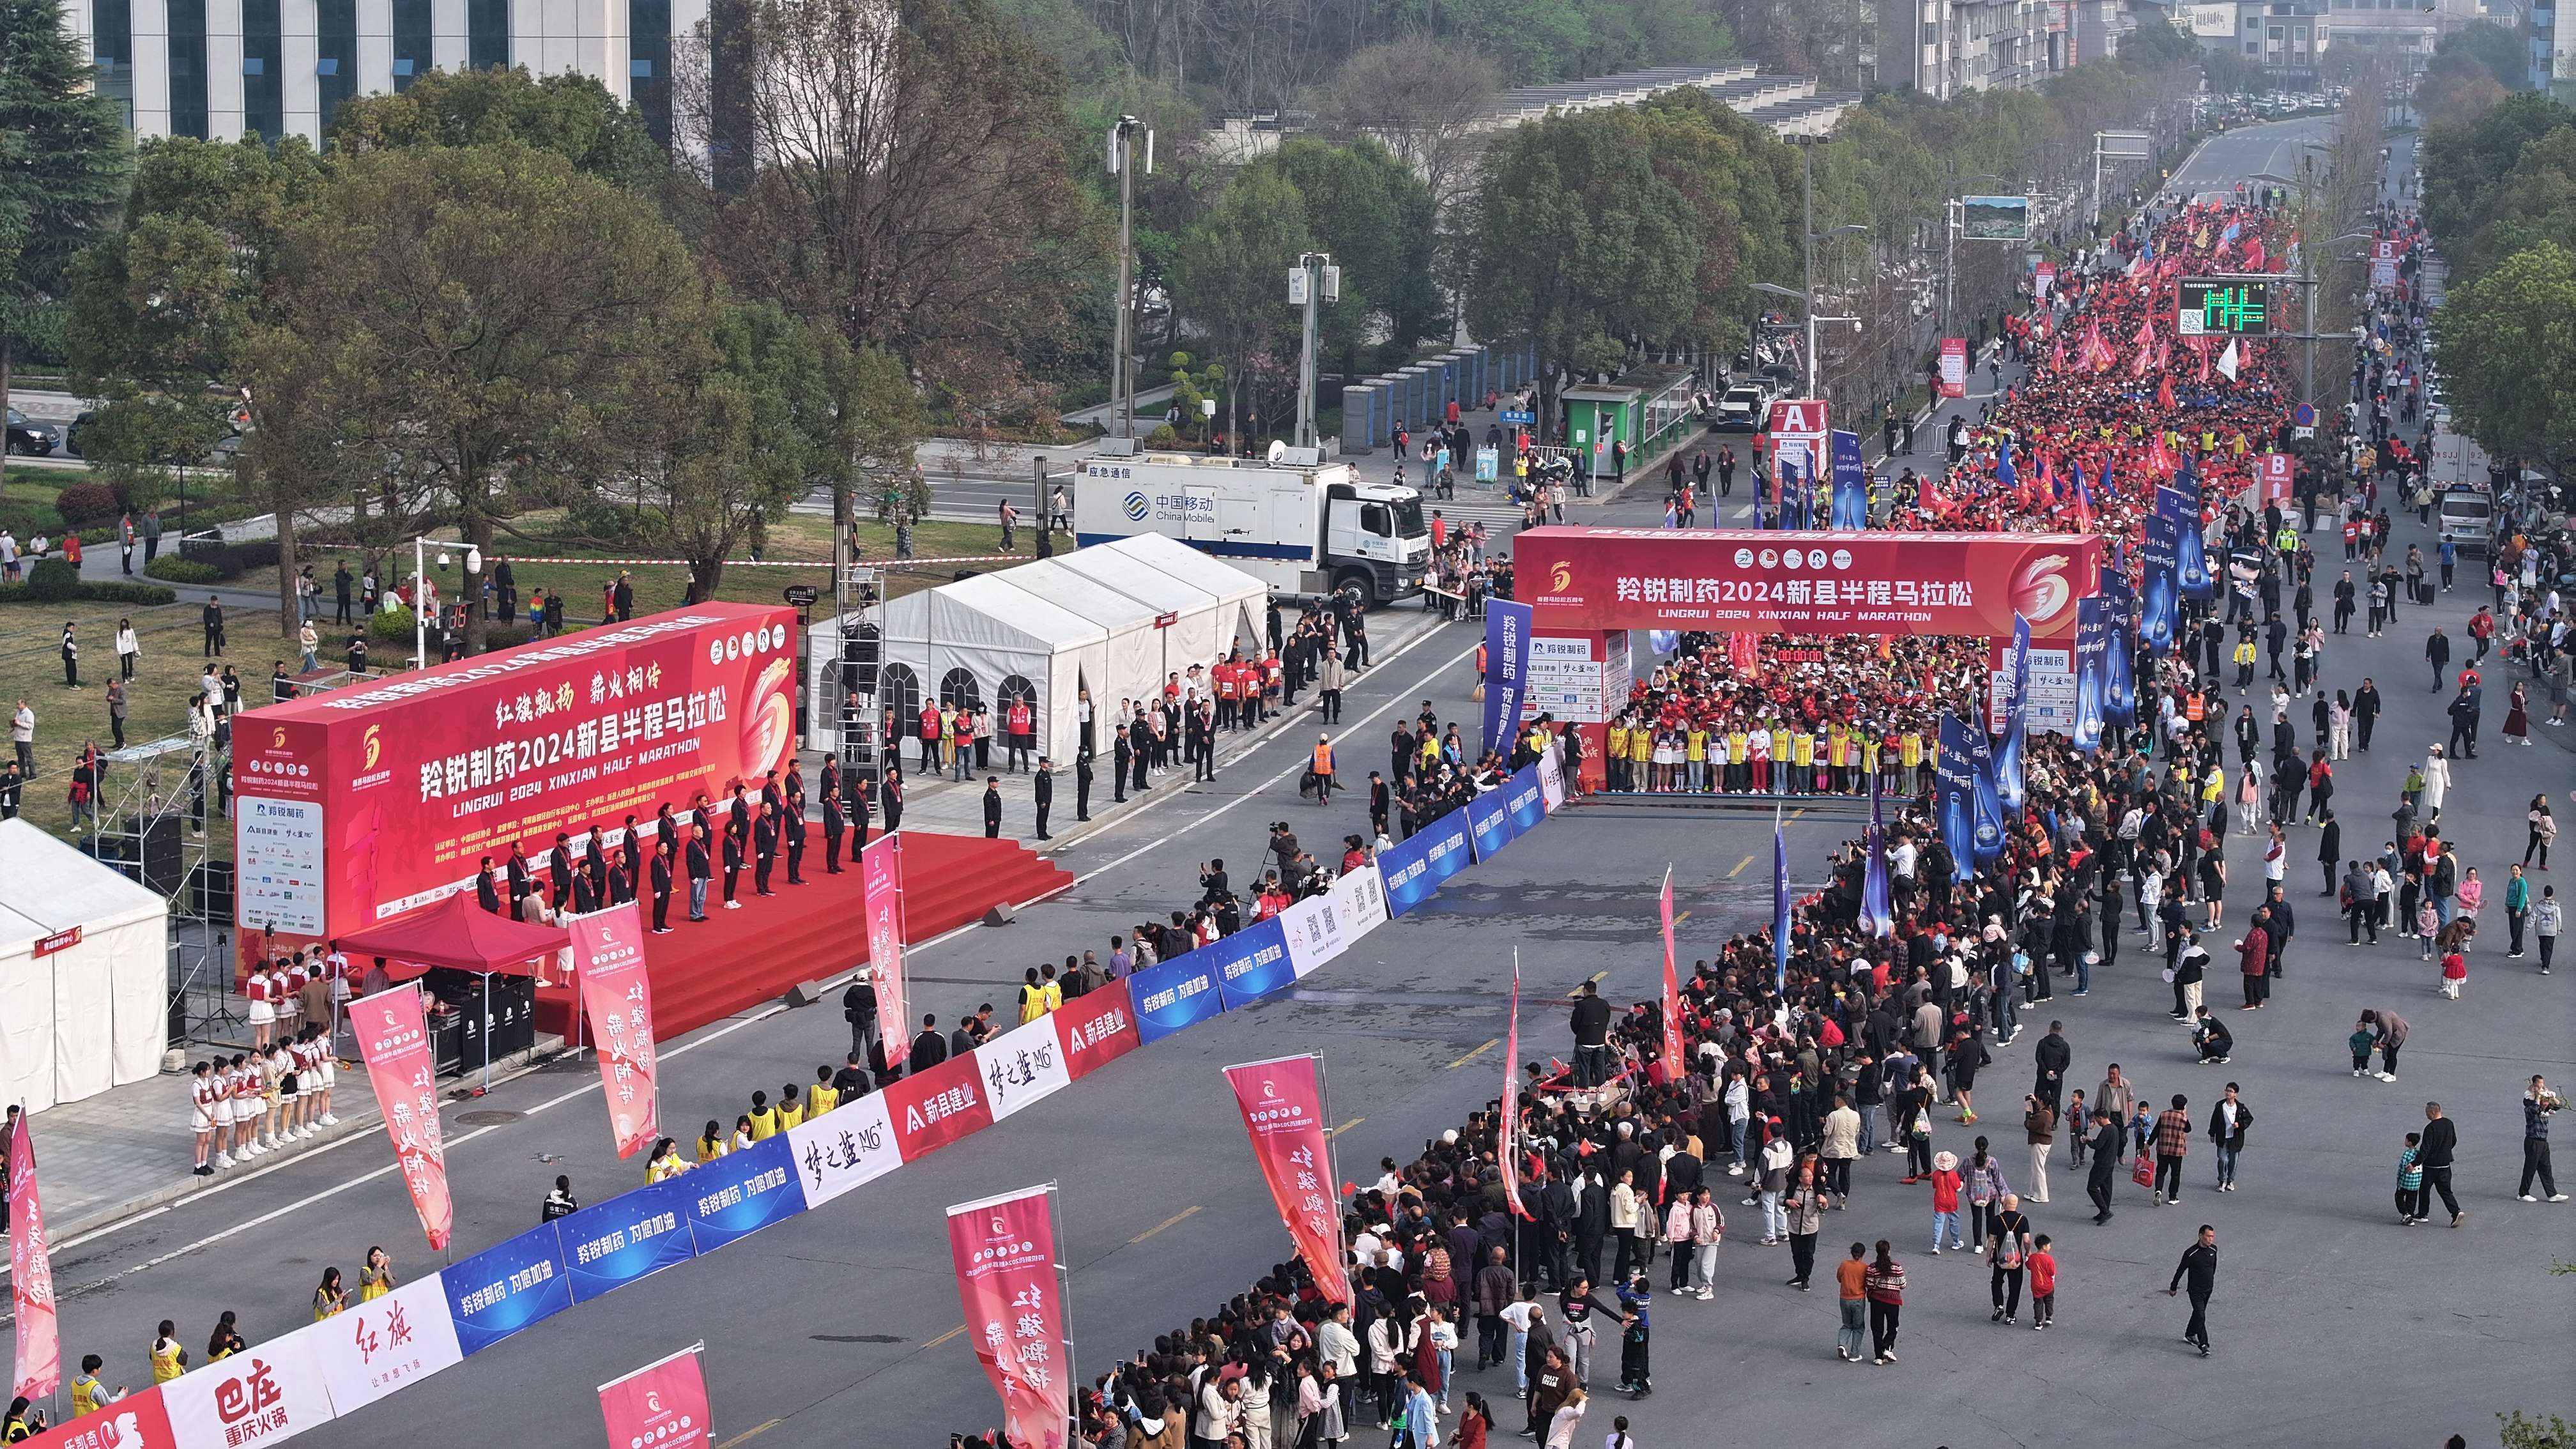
[1244,139,1441,375]
[327,67,668,191]
[2431,240,2576,493]
[1457,107,1698,428]
[0,0,131,426]
[265,142,708,654]
[1172,167,1310,447]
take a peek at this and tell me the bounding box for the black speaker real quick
[197,861,236,919]
[981,902,1016,927]
[140,815,181,895]
[784,979,829,1008]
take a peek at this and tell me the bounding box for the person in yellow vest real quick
[646,1137,689,1181]
[312,1267,346,1321]
[1627,722,1651,786]
[747,1091,781,1140]
[1791,725,1817,796]
[1827,723,1850,793]
[1854,729,1879,795]
[1725,725,1749,793]
[808,1066,840,1116]
[698,1118,730,1162]
[149,1322,187,1384]
[1684,722,1708,793]
[1606,719,1631,792]
[1901,729,1926,795]
[70,1355,125,1417]
[1310,734,1335,804]
[777,1083,808,1131]
[1,1398,36,1442]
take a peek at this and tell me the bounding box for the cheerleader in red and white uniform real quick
[245,963,277,1050]
[227,1052,260,1160]
[189,1061,220,1176]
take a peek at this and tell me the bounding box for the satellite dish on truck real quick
[1268,439,1287,464]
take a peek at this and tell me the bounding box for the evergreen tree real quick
[0,0,132,426]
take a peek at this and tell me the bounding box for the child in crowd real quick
[2349,1022,2379,1077]
[1928,1151,1965,1253]
[2395,1131,2424,1223]
[2027,1234,2057,1330]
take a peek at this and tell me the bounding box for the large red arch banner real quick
[1512,527,2103,643]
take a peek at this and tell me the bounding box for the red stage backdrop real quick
[1514,528,2102,642]
[230,603,799,974]
[947,1186,1071,1449]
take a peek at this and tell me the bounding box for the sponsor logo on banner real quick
[598,1347,712,1449]
[785,1091,901,1209]
[1220,1056,1353,1307]
[571,902,659,1158]
[1050,979,1140,1079]
[558,1176,698,1305]
[1378,808,1472,917]
[973,1017,1074,1123]
[861,836,909,1069]
[1504,765,1547,832]
[310,1273,464,1414]
[1278,894,1347,980]
[1537,746,1567,811]
[946,1188,1071,1449]
[20,1386,177,1449]
[1465,790,1514,862]
[351,986,454,1251]
[683,1133,805,1251]
[160,1329,338,1449]
[1516,529,2100,641]
[1478,601,1534,755]
[1327,862,1389,939]
[443,1223,574,1356]
[1126,951,1226,1044]
[885,1054,997,1160]
[1209,918,1295,1009]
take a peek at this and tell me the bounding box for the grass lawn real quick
[0,599,234,850]
[232,512,1042,620]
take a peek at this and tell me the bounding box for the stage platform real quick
[533,831,1075,1043]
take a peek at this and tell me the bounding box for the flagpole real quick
[1046,1181,1076,1449]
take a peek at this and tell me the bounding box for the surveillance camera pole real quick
[1294,252,1337,450]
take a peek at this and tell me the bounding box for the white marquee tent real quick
[807,534,1271,767]
[0,820,171,1112]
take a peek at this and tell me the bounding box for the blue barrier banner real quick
[1504,764,1547,832]
[1130,949,1227,1043]
[684,1132,806,1251]
[1466,788,1515,862]
[1380,808,1472,917]
[443,1222,572,1356]
[1210,917,1296,1009]
[559,1174,699,1304]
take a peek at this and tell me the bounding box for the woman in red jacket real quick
[2235,914,2271,1009]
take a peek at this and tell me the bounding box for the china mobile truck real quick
[1072,445,1430,605]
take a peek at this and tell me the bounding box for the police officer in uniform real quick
[1034,756,1054,840]
[1075,747,1094,821]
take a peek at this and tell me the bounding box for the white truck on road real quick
[1073,445,1430,606]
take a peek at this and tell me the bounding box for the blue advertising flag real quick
[1997,613,2030,813]
[1858,775,1892,939]
[682,1131,807,1251]
[1480,600,1534,757]
[1994,437,2016,492]
[2140,489,2182,650]
[1774,455,1797,530]
[1772,809,1791,993]
[2099,570,2137,726]
[1935,716,1979,882]
[1966,719,2005,865]
[2073,596,2110,753]
[1130,947,1229,1043]
[2177,498,2214,600]
[1466,787,1516,862]
[1829,430,1868,529]
[559,1174,700,1304]
[1379,808,1473,916]
[444,1222,572,1356]
[1208,917,1296,1009]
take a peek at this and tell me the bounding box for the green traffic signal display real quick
[2177,278,2273,337]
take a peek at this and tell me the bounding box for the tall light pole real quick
[1291,252,1339,450]
[1106,116,1153,440]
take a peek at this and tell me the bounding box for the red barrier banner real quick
[946,1186,1071,1449]
[861,834,909,1070]
[1221,1054,1353,1307]
[351,985,455,1250]
[10,1112,58,1397]
[598,1345,711,1449]
[1052,979,1140,1080]
[20,1386,174,1449]
[1515,528,2102,641]
[231,603,799,976]
[572,903,660,1158]
[887,1054,995,1162]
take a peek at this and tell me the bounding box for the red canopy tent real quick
[335,894,571,1086]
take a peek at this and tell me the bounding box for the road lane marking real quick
[1728,854,1754,878]
[924,1324,967,1349]
[1128,1205,1202,1244]
[1563,969,1607,999]
[1328,1118,1363,1138]
[1446,1039,1499,1070]
[717,1422,781,1448]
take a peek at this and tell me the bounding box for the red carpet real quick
[534,831,1075,1042]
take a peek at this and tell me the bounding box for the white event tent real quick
[808,533,1270,767]
[0,820,172,1111]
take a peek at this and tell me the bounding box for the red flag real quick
[352,985,456,1251]
[1499,955,1529,1220]
[2243,238,2265,272]
[598,1346,712,1449]
[9,1112,59,1398]
[1223,1055,1354,1305]
[571,902,660,1158]
[1658,870,1685,1077]
[2157,375,2175,413]
[861,834,910,1069]
[948,1186,1073,1449]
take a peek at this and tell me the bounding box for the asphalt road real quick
[10,125,2572,1449]
[2166,116,2338,200]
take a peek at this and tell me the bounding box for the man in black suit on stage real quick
[475,855,502,914]
[783,802,808,884]
[548,831,576,912]
[650,842,675,932]
[684,831,711,923]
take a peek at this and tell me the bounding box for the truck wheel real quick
[1333,572,1374,611]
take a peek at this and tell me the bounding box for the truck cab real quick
[1324,480,1429,605]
